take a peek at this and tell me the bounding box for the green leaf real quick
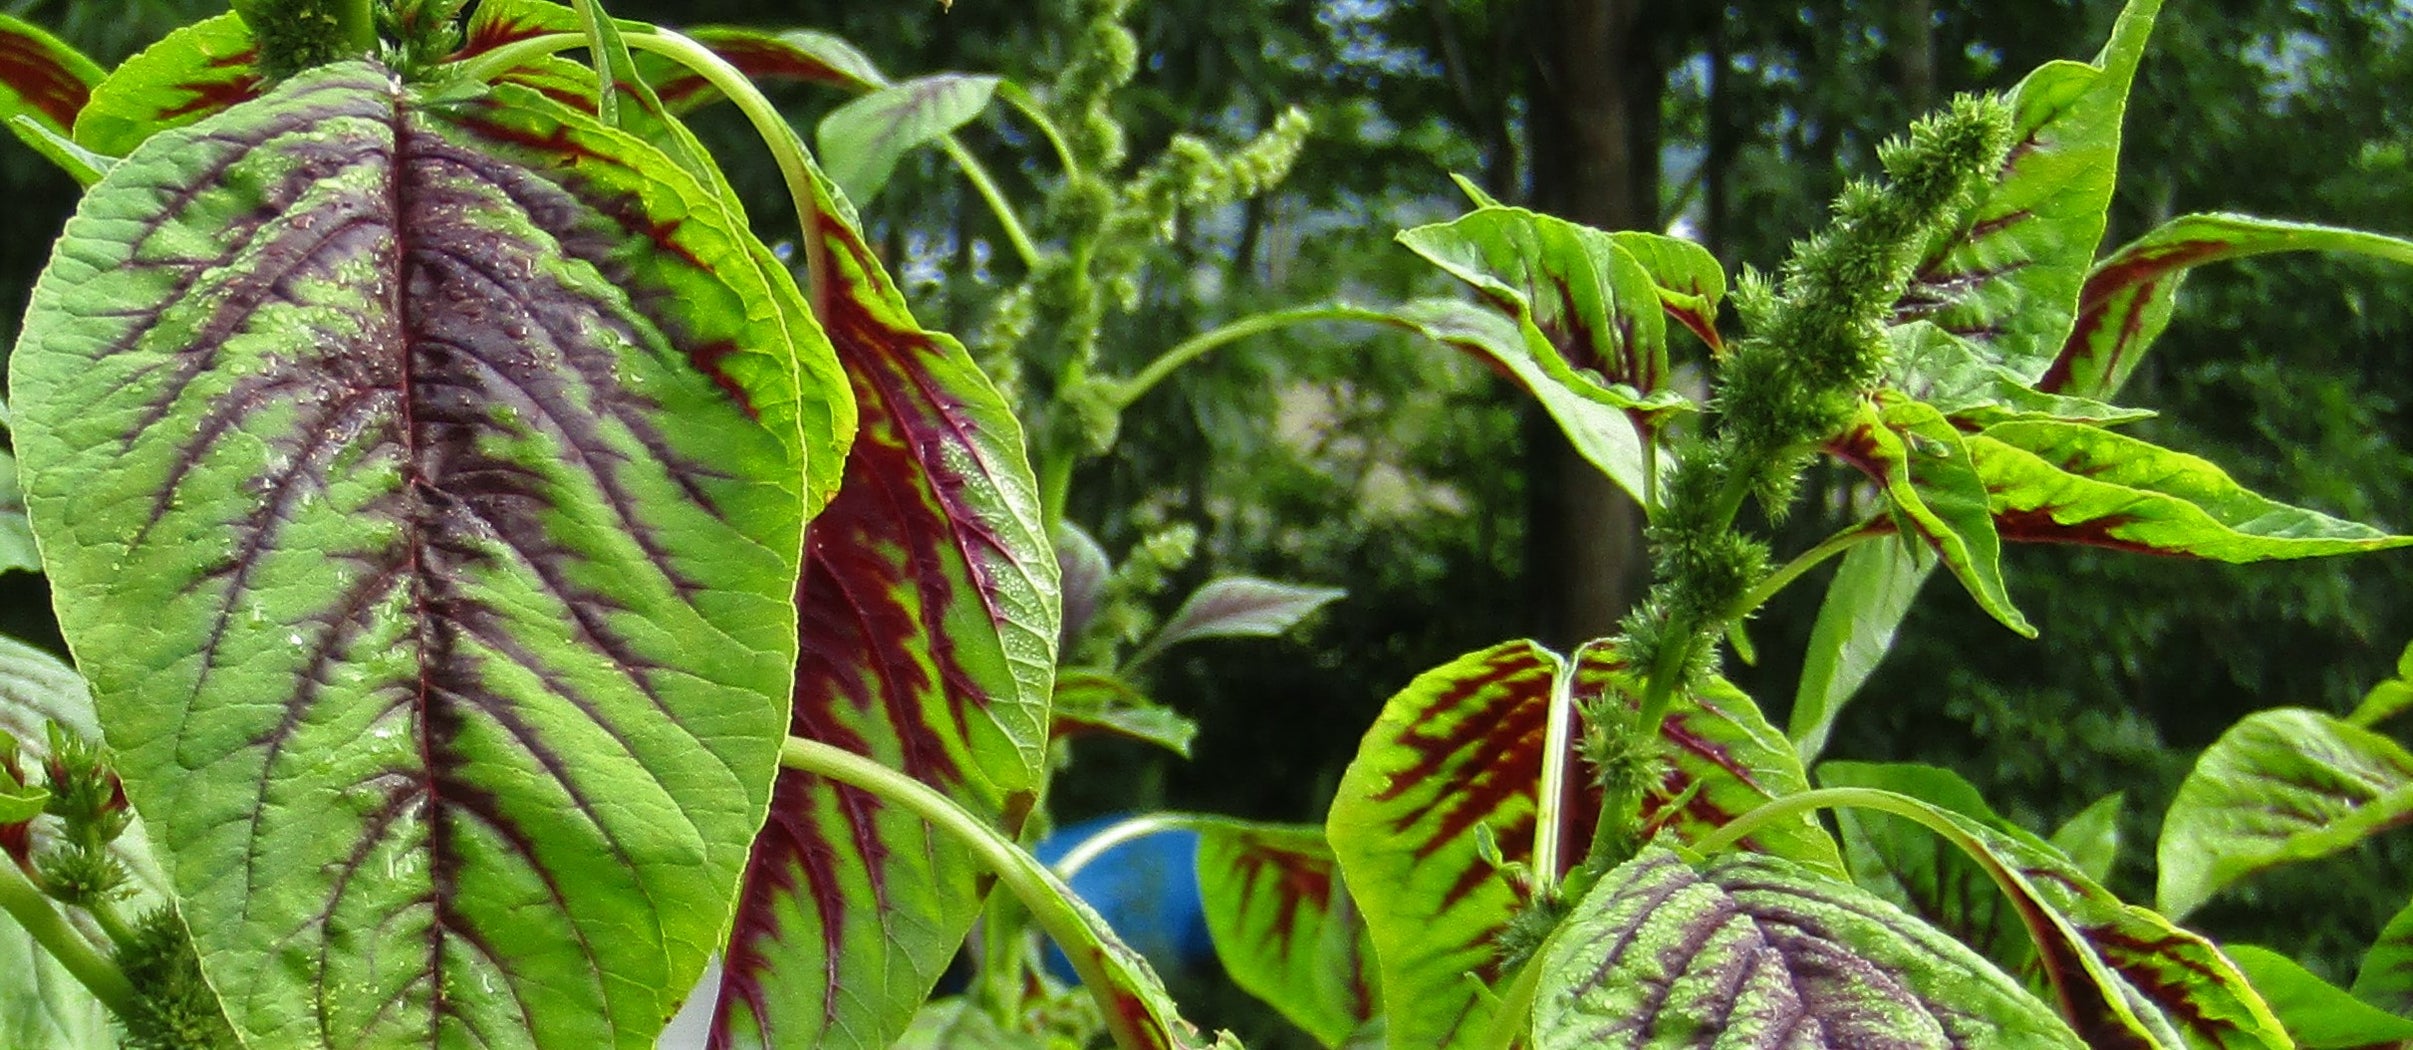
[892,998,1052,1050]
[2158,709,2413,920]
[1381,298,1670,509]
[1835,393,2032,636]
[1607,230,1727,354]
[1055,520,1112,648]
[714,159,1057,1049]
[637,26,889,114]
[1817,772,2291,1049]
[817,73,1000,205]
[2345,638,2413,729]
[1790,535,1931,765]
[2354,896,2413,1016]
[2050,792,2124,886]
[1822,762,2038,978]
[2042,213,2413,399]
[1972,419,2413,560]
[1897,0,2161,378]
[1889,320,2154,427]
[0,450,42,576]
[71,13,260,158]
[0,15,106,183]
[1126,576,1344,668]
[1193,820,1377,1049]
[1051,669,1197,758]
[1530,847,2085,1049]
[12,62,831,1048]
[2227,945,2413,1049]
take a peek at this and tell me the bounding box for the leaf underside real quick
[13,62,823,1048]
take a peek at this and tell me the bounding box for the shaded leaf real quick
[715,157,1057,1048]
[1055,520,1111,649]
[1606,230,1726,354]
[1380,298,1669,508]
[0,451,40,575]
[1052,669,1197,758]
[1791,533,1931,765]
[2049,792,2124,886]
[1832,393,2032,636]
[70,13,259,158]
[1193,820,1377,1048]
[1889,320,2153,427]
[1530,848,2084,1049]
[2158,709,2413,920]
[817,73,1000,205]
[1972,419,2413,560]
[2041,213,2413,398]
[2227,945,2413,1049]
[13,63,828,1048]
[892,998,1051,1050]
[2353,896,2413,1016]
[1129,576,1344,667]
[2346,638,2413,730]
[1896,0,2161,379]
[0,15,105,182]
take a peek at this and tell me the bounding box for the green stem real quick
[997,82,1081,178]
[1722,517,1887,623]
[940,137,1043,271]
[338,0,374,54]
[1111,305,1390,411]
[0,859,135,1016]
[778,737,1194,1050]
[621,31,823,248]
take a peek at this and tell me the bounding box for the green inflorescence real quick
[116,908,239,1050]
[229,0,377,80]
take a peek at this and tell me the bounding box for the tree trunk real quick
[1521,0,1665,648]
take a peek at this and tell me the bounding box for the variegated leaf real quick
[1193,819,1376,1048]
[0,14,105,181]
[2159,709,2413,920]
[71,13,259,158]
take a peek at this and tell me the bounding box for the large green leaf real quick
[1833,392,2032,636]
[1889,320,2153,428]
[70,13,259,158]
[11,62,836,1047]
[2227,945,2413,1050]
[713,161,1056,1049]
[0,14,106,182]
[1896,0,2160,378]
[1789,534,1929,764]
[817,73,1000,205]
[1530,847,2084,1049]
[1971,419,2413,560]
[1822,763,2038,980]
[1193,819,1377,1049]
[2158,708,2413,920]
[2354,896,2413,1016]
[1326,641,1833,1049]
[2041,213,2413,398]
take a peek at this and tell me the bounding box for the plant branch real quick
[778,736,1198,1050]
[1723,516,1889,622]
[940,137,1043,271]
[1111,304,1391,411]
[0,858,135,1015]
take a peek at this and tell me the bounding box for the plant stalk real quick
[0,858,136,1015]
[940,137,1043,271]
[1722,516,1888,622]
[1111,304,1390,411]
[778,736,1194,1050]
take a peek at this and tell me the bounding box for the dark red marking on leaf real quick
[2036,238,2229,394]
[157,70,264,122]
[453,11,562,59]
[1990,507,2162,554]
[1370,650,1551,861]
[653,31,858,110]
[1226,834,1334,957]
[0,30,90,127]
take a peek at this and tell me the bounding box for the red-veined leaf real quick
[0,15,104,182]
[13,62,835,1047]
[1192,819,1377,1048]
[1531,848,2084,1049]
[1126,576,1344,669]
[1831,392,2032,636]
[2354,897,2413,1016]
[2226,945,2413,1049]
[2041,213,2413,398]
[1824,766,2290,1049]
[1896,0,2160,378]
[1970,419,2413,560]
[712,160,1056,1048]
[635,26,887,114]
[2158,709,2413,920]
[70,14,259,158]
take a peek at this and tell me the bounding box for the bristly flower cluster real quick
[1611,93,2013,708]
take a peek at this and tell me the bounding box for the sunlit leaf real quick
[1896,0,2161,378]
[1971,420,2413,560]
[2346,638,2413,729]
[2158,709,2413,920]
[2226,945,2413,1049]
[639,27,887,114]
[1833,392,2032,636]
[12,62,833,1047]
[817,73,999,205]
[70,13,258,158]
[0,15,105,182]
[1530,848,2084,1049]
[1889,321,2152,427]
[2354,896,2413,1016]
[1051,669,1196,758]
[1790,533,1929,764]
[2041,213,2413,398]
[2050,792,2123,886]
[1822,763,2037,976]
[715,160,1056,1049]
[1127,576,1344,668]
[1193,820,1376,1048]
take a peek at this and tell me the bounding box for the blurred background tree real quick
[1,0,2407,1042]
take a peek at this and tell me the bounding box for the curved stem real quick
[0,859,134,1015]
[1722,516,1888,623]
[997,82,1080,177]
[1112,305,1391,411]
[940,137,1043,271]
[779,737,1196,1050]
[1051,812,1190,880]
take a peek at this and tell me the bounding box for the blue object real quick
[1031,815,1216,982]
